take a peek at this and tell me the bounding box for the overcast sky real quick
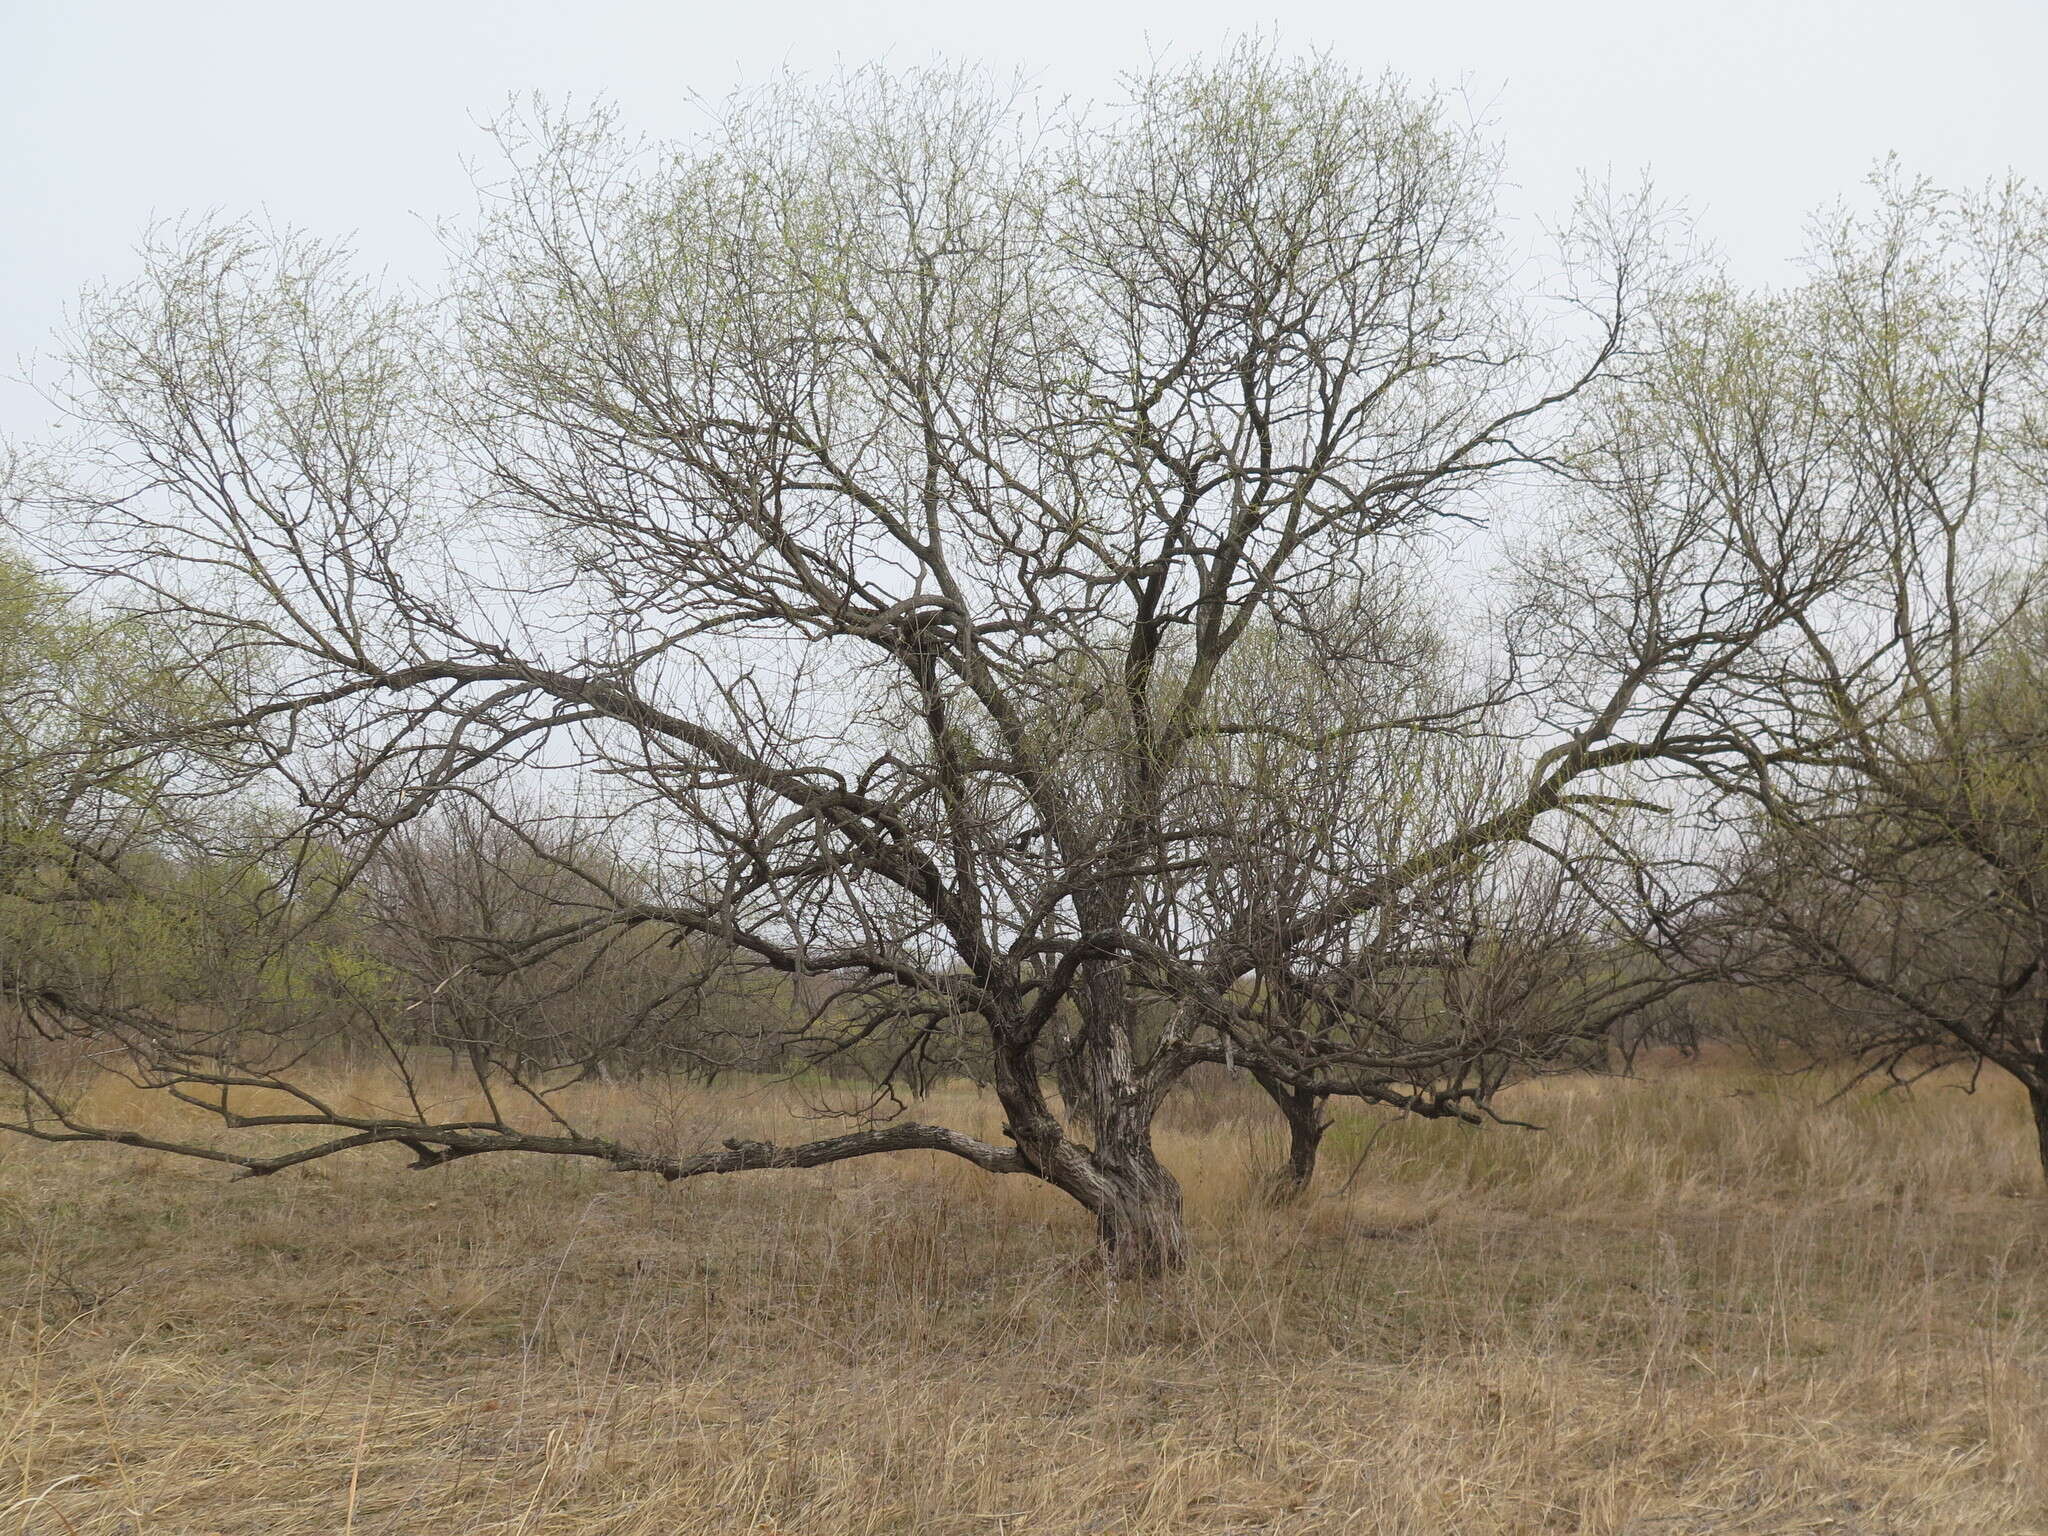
[4,0,2044,438]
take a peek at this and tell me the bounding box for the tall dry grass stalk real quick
[3,1063,2045,1533]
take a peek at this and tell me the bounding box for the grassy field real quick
[3,1062,2046,1534]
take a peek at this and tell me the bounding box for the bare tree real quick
[1143,605,1697,1198]
[1711,611,2048,1173]
[1586,172,2048,1175]
[6,48,1844,1273]
[1229,855,1697,1201]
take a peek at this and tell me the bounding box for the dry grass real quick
[4,1062,2047,1534]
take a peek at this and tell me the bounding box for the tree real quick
[1231,853,1697,1201]
[0,543,213,889]
[8,48,1841,1274]
[0,541,365,1126]
[1712,608,2048,1174]
[1593,173,2048,1176]
[1156,610,1696,1198]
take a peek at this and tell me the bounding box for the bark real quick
[1050,964,1192,1276]
[1087,1128,1189,1278]
[986,1022,1187,1276]
[1252,1070,1329,1205]
[2030,1080,2048,1187]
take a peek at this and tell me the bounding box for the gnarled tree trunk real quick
[992,1021,1188,1277]
[1086,1118,1189,1277]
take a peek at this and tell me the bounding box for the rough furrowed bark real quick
[987,1023,1188,1275]
[1086,1137,1189,1279]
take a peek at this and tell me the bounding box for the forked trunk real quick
[989,1025,1187,1275]
[1050,964,1190,1275]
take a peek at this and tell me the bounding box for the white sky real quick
[4,0,2044,438]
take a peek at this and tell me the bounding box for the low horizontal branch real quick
[606,1122,1033,1179]
[0,1090,1031,1183]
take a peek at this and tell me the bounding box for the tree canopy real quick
[6,50,2046,1272]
